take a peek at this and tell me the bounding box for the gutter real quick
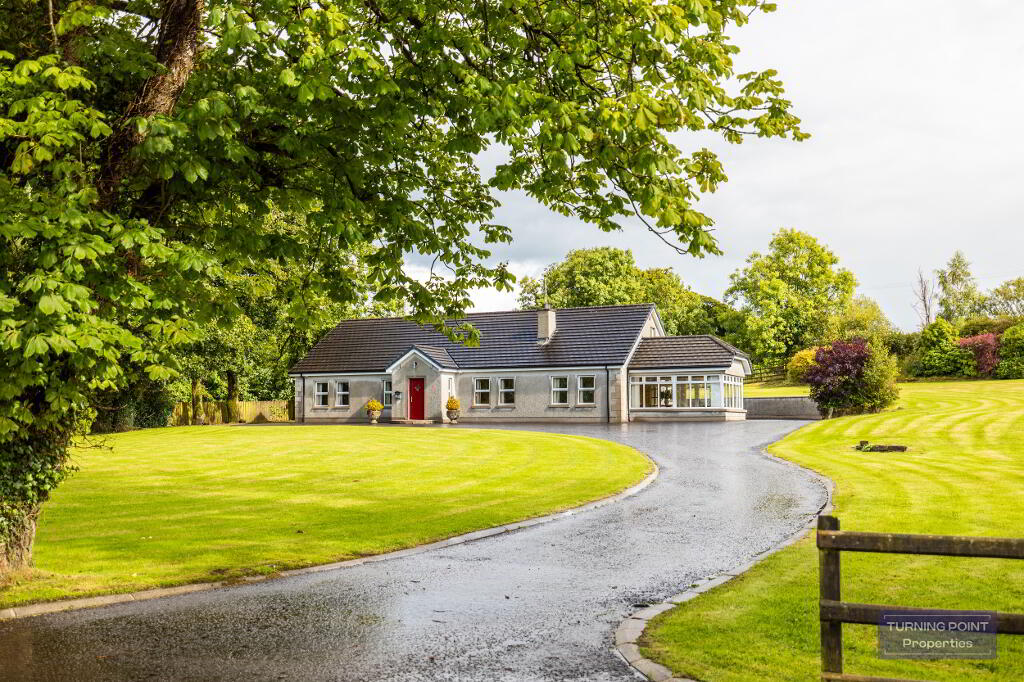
[605,365,611,424]
[299,373,305,423]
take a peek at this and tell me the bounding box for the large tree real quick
[518,247,736,336]
[725,229,855,363]
[0,0,804,573]
[935,251,985,324]
[988,277,1024,318]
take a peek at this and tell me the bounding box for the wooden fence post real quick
[819,514,842,675]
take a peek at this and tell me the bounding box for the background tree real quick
[823,296,892,343]
[911,267,937,328]
[518,247,738,337]
[725,229,855,364]
[935,251,986,323]
[0,0,804,574]
[988,277,1024,317]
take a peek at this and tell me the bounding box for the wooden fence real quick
[169,400,292,426]
[817,515,1024,681]
[748,363,786,383]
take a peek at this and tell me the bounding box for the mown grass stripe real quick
[641,380,1024,681]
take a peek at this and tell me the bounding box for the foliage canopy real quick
[0,0,805,570]
[725,229,855,363]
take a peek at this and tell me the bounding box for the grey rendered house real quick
[288,304,751,424]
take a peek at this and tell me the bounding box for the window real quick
[314,382,329,407]
[723,374,744,409]
[577,375,596,405]
[473,378,491,406]
[498,377,516,405]
[336,381,350,407]
[550,376,569,405]
[382,379,393,406]
[629,375,715,409]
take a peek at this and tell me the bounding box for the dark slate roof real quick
[628,335,749,370]
[409,345,458,369]
[289,304,656,374]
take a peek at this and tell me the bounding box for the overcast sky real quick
[411,1,1024,330]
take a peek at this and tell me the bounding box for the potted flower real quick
[446,396,460,424]
[365,399,384,424]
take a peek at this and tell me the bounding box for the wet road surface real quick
[1,421,828,681]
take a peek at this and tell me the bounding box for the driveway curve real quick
[1,420,827,681]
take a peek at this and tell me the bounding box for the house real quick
[288,304,751,424]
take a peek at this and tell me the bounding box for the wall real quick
[390,355,442,421]
[743,396,821,420]
[629,409,746,422]
[455,368,614,423]
[296,374,390,423]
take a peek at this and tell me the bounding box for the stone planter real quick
[446,409,460,424]
[368,410,382,424]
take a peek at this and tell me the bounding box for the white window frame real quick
[314,381,329,407]
[498,377,516,406]
[336,381,350,407]
[577,375,596,405]
[550,376,569,406]
[723,374,744,409]
[628,375,718,409]
[382,379,393,407]
[473,377,491,406]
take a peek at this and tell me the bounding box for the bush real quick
[996,324,1024,379]
[446,396,460,410]
[960,316,1023,338]
[883,330,919,360]
[914,319,975,377]
[806,339,900,416]
[365,399,384,412]
[957,334,1000,376]
[786,348,818,384]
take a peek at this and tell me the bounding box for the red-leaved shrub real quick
[806,339,900,416]
[957,333,1000,375]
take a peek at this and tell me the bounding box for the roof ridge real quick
[331,303,656,324]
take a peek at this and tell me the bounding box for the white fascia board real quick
[627,366,732,375]
[385,348,444,373]
[288,371,389,377]
[649,307,666,336]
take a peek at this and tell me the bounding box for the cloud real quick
[414,1,1024,329]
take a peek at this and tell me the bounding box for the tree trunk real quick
[0,506,39,575]
[191,376,205,425]
[225,369,240,422]
[98,0,205,209]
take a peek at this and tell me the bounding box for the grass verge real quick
[1,425,651,609]
[641,380,1024,680]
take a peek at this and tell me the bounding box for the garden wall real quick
[169,400,292,426]
[743,396,821,420]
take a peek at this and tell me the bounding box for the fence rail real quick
[817,515,1024,682]
[169,400,291,426]
[748,364,786,383]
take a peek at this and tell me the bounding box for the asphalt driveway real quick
[1,420,828,681]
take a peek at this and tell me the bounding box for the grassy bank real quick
[643,380,1024,680]
[2,425,650,608]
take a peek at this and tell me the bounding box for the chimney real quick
[537,305,556,344]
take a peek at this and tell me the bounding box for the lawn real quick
[642,380,1024,681]
[1,425,651,609]
[744,380,810,397]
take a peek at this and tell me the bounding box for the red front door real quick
[408,378,425,420]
